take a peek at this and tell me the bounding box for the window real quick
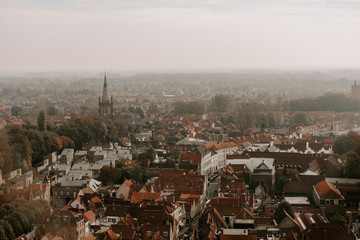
[146,231,152,237]
[163,231,168,238]
[334,199,339,205]
[326,200,330,205]
[60,191,63,195]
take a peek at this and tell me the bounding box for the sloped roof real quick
[220,235,257,240]
[105,229,119,240]
[180,153,202,163]
[83,210,95,222]
[131,192,162,203]
[307,223,351,240]
[313,180,344,200]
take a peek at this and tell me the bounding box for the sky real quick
[1,0,360,72]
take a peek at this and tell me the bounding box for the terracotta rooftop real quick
[313,180,344,200]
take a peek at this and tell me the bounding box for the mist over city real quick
[1,1,360,240]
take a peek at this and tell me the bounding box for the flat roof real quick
[284,196,310,205]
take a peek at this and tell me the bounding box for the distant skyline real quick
[1,0,360,72]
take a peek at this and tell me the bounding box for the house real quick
[226,164,251,183]
[30,174,51,204]
[5,170,33,190]
[52,178,101,209]
[72,161,89,171]
[59,148,74,165]
[305,223,351,240]
[130,192,162,204]
[116,179,137,200]
[179,153,202,172]
[312,180,345,212]
[178,194,202,224]
[42,209,85,240]
[83,210,96,238]
[74,150,88,162]
[153,169,206,205]
[137,207,176,240]
[283,174,325,198]
[326,177,360,209]
[275,211,301,240]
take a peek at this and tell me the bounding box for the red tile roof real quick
[105,229,119,240]
[313,180,344,200]
[180,153,202,164]
[220,235,257,240]
[131,192,162,203]
[83,210,95,222]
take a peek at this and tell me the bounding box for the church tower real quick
[99,74,114,117]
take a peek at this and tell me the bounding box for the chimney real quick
[306,142,309,149]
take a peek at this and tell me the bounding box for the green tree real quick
[173,101,205,115]
[11,106,23,117]
[135,107,145,119]
[148,103,158,115]
[47,106,59,115]
[329,213,347,230]
[56,114,118,149]
[291,112,308,126]
[0,220,15,240]
[211,94,232,112]
[274,201,294,219]
[145,148,156,164]
[333,135,357,155]
[344,151,360,178]
[37,110,46,131]
[4,215,23,237]
[98,166,123,185]
[0,224,8,240]
[120,165,143,183]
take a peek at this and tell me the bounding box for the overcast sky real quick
[1,0,360,72]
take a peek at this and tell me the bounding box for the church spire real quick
[102,74,109,103]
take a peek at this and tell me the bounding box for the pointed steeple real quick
[102,74,109,103]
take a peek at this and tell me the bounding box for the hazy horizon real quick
[1,0,360,72]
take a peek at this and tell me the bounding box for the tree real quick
[148,103,158,115]
[274,201,294,219]
[135,107,145,119]
[145,148,156,164]
[0,224,8,240]
[211,94,233,112]
[11,106,23,117]
[235,108,255,130]
[47,106,59,115]
[291,112,308,126]
[120,165,143,183]
[56,114,118,149]
[98,166,122,185]
[333,135,357,155]
[173,101,205,115]
[329,213,347,230]
[155,134,165,142]
[37,110,46,131]
[344,151,360,178]
[0,220,15,240]
[80,105,89,113]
